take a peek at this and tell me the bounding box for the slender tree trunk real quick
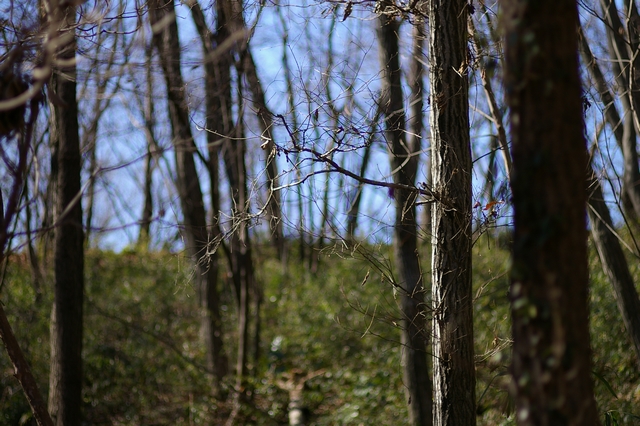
[378,13,432,426]
[429,1,476,425]
[503,0,600,424]
[600,0,640,222]
[204,0,256,388]
[345,113,378,240]
[221,118,254,387]
[580,25,640,366]
[587,169,640,365]
[0,87,52,425]
[138,42,156,245]
[47,3,84,425]
[241,52,285,260]
[277,10,306,259]
[149,0,228,389]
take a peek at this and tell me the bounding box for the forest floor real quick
[0,234,638,425]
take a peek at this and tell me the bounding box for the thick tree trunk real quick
[47,4,84,425]
[428,1,476,425]
[149,0,228,388]
[504,0,600,424]
[377,14,432,426]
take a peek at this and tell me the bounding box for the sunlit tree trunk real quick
[46,2,84,425]
[378,11,432,426]
[429,0,476,425]
[504,0,600,424]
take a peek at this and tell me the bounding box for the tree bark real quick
[504,0,600,424]
[149,0,228,388]
[377,13,433,426]
[47,3,84,425]
[428,1,476,425]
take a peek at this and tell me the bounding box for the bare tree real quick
[579,24,640,366]
[148,0,228,390]
[377,9,432,425]
[0,72,52,426]
[429,0,476,424]
[46,1,85,424]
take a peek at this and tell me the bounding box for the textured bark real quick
[428,1,476,425]
[47,4,84,425]
[378,14,432,426]
[149,0,228,387]
[504,0,600,424]
[587,170,640,366]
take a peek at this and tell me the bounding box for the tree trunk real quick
[138,42,156,245]
[149,0,228,389]
[377,13,432,426]
[580,25,640,366]
[221,117,254,387]
[345,112,378,240]
[203,0,257,388]
[241,52,285,260]
[600,0,640,222]
[47,3,84,425]
[504,0,600,424]
[428,1,476,425]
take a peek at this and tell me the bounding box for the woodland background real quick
[0,0,639,425]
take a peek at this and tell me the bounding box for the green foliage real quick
[587,238,640,425]
[472,235,513,425]
[0,234,639,424]
[0,254,51,426]
[255,245,408,425]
